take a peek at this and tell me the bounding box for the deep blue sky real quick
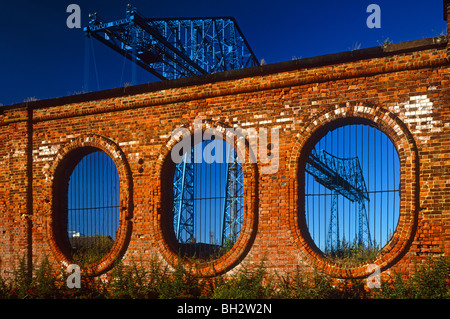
[0,0,446,106]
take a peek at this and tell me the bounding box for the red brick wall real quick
[1,27,449,281]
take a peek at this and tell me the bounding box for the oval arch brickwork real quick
[288,104,419,279]
[150,119,258,277]
[45,134,133,276]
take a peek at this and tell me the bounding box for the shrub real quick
[212,261,276,299]
[107,260,153,299]
[276,267,367,299]
[374,255,450,299]
[106,256,205,299]
[0,254,448,299]
[156,259,204,299]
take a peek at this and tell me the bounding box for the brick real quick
[0,9,449,281]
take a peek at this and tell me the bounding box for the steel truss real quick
[173,144,243,248]
[173,152,195,243]
[84,4,258,82]
[221,147,244,246]
[306,149,372,253]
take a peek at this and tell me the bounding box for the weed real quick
[374,255,450,299]
[0,254,448,299]
[212,261,276,299]
[324,239,380,265]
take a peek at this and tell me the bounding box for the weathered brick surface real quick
[1,8,449,281]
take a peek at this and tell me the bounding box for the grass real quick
[324,240,380,265]
[70,236,115,266]
[0,254,448,299]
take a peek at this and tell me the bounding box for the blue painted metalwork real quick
[84,6,255,250]
[173,141,243,252]
[306,149,372,253]
[221,147,244,246]
[173,151,195,243]
[84,4,258,83]
[327,192,340,253]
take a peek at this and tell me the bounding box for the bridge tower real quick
[306,149,372,254]
[84,4,254,250]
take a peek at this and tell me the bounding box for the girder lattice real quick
[173,143,243,248]
[84,4,258,82]
[221,148,244,246]
[306,149,372,253]
[173,152,195,243]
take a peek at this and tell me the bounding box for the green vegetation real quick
[372,255,450,299]
[0,255,448,299]
[70,236,115,266]
[324,240,380,265]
